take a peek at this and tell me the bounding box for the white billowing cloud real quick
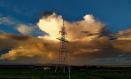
[37,13,105,41]
[37,13,63,41]
[84,14,95,23]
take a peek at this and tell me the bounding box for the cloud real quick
[0,33,131,65]
[116,28,131,40]
[111,29,131,53]
[37,13,105,41]
[0,16,43,36]
[0,16,27,34]
[0,17,16,26]
[17,24,34,35]
[0,13,131,65]
[16,24,45,36]
[0,34,59,64]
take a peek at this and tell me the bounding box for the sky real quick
[0,0,131,65]
[0,0,131,33]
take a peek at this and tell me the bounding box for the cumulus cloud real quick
[0,13,131,65]
[37,13,105,41]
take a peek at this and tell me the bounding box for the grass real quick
[0,68,131,79]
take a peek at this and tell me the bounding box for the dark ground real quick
[0,65,131,79]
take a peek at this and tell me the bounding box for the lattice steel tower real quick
[55,19,71,79]
[55,20,69,72]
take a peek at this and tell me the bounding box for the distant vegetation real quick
[0,65,131,79]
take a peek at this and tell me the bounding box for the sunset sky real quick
[0,0,131,65]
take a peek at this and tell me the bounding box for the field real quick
[0,65,131,79]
